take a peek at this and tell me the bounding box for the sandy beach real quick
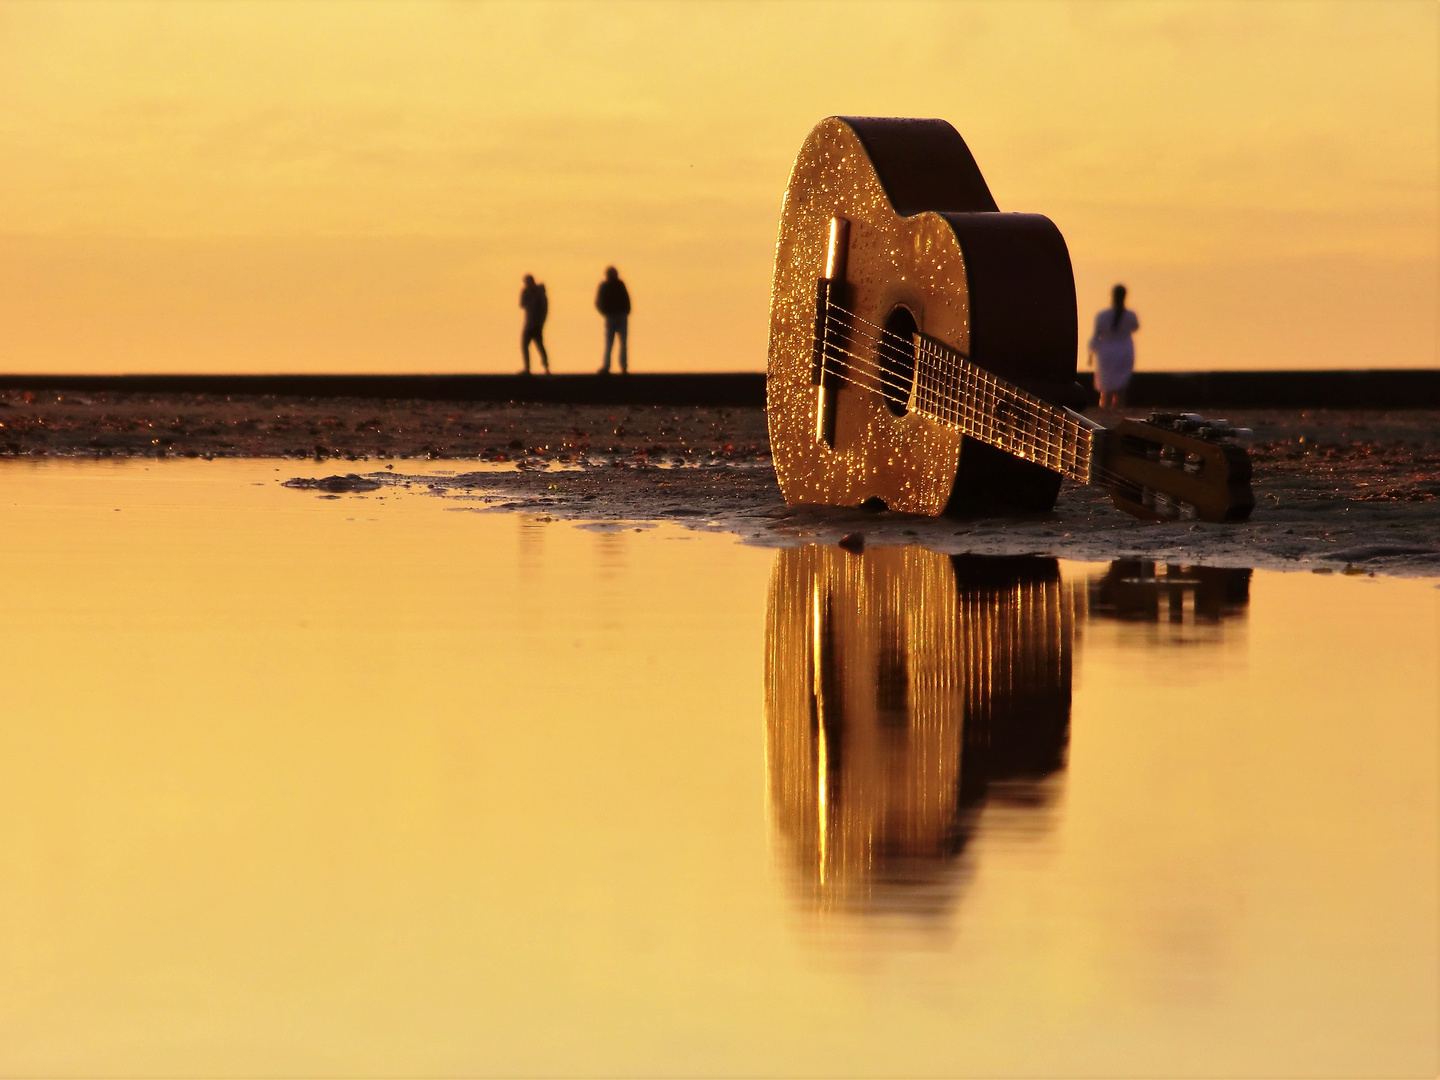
[4,389,1435,577]
[0,388,767,462]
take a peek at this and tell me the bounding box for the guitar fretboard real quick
[908,335,1094,484]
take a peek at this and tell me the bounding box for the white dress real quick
[1089,308,1139,393]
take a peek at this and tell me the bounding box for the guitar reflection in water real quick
[765,549,1255,919]
[764,545,1078,917]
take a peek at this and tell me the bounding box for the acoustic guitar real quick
[766,117,1253,523]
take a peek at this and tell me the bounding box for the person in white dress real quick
[1087,284,1140,408]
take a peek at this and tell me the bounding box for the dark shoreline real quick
[1082,369,1440,409]
[0,373,765,408]
[0,369,1436,409]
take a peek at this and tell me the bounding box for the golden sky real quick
[0,1,1435,373]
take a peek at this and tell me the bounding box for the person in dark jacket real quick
[595,266,631,374]
[519,274,550,374]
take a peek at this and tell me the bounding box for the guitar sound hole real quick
[878,307,918,417]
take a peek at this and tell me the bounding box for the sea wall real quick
[0,370,1436,409]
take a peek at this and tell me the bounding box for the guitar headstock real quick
[1096,412,1255,522]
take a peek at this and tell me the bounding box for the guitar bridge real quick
[812,216,850,447]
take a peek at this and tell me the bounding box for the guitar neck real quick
[910,334,1095,484]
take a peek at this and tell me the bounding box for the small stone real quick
[282,473,382,493]
[838,532,865,553]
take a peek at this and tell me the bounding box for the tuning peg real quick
[1194,421,1252,443]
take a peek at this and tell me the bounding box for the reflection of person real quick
[519,274,550,375]
[1087,284,1139,409]
[595,266,631,375]
[1089,559,1251,626]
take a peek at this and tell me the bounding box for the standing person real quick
[595,266,631,375]
[519,274,550,375]
[1087,283,1139,409]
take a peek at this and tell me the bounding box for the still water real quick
[1,461,1435,1077]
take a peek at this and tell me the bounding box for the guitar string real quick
[821,309,1082,438]
[809,301,1187,494]
[818,308,1083,440]
[815,315,1095,479]
[807,358,1118,487]
[818,306,1095,456]
[826,325,1076,439]
[820,300,1036,395]
[817,301,1095,449]
[819,314,1063,428]
[808,346,1154,494]
[807,297,1208,508]
[809,337,1098,483]
[820,299,938,354]
[810,331,1154,492]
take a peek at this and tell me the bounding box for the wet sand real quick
[3,389,1438,576]
[0,388,766,463]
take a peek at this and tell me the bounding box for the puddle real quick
[0,459,1434,1077]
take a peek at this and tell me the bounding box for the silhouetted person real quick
[519,274,550,375]
[595,266,630,374]
[1087,283,1139,409]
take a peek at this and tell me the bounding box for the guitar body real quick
[767,117,1080,515]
